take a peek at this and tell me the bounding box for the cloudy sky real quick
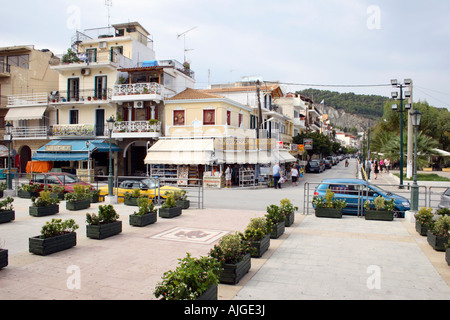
[1,0,449,109]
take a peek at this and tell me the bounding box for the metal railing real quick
[113,82,162,96]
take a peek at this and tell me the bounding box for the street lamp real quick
[106,116,115,198]
[4,122,12,190]
[391,79,412,189]
[410,109,422,212]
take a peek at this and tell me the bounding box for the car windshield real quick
[57,174,79,184]
[369,184,388,195]
[141,178,159,189]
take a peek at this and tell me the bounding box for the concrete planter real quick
[249,234,270,258]
[315,207,342,219]
[66,199,91,211]
[270,221,285,239]
[159,206,182,218]
[86,221,122,240]
[0,210,15,224]
[427,231,448,252]
[365,210,394,221]
[129,212,157,227]
[0,249,7,269]
[285,212,295,227]
[29,232,77,256]
[219,253,251,285]
[29,204,59,217]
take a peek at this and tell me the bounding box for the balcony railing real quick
[113,82,162,96]
[7,93,48,106]
[49,88,112,103]
[114,120,161,133]
[11,126,50,139]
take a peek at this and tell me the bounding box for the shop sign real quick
[45,145,72,152]
[304,138,313,150]
[203,174,222,188]
[298,144,304,152]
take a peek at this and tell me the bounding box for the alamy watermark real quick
[367,5,381,30]
[66,265,81,290]
[366,265,381,290]
[66,5,81,31]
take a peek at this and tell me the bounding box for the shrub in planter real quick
[0,197,15,224]
[90,189,101,203]
[29,218,79,256]
[124,189,144,206]
[313,189,347,218]
[159,194,182,218]
[18,183,40,198]
[0,239,7,269]
[427,215,450,251]
[0,182,6,198]
[445,239,450,266]
[209,232,251,285]
[363,196,395,221]
[29,190,60,217]
[265,204,285,239]
[154,253,221,300]
[129,197,157,227]
[279,198,298,227]
[65,184,91,210]
[49,184,65,200]
[86,204,121,239]
[414,207,434,236]
[172,190,190,209]
[436,208,450,217]
[242,217,271,258]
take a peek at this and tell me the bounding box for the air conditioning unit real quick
[99,41,107,49]
[81,68,90,76]
[134,101,144,108]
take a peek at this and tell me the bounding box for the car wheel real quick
[393,208,403,218]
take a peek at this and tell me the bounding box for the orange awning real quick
[26,161,53,173]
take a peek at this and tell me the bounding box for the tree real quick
[293,131,338,160]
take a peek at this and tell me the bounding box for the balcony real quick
[293,118,306,129]
[112,120,161,139]
[112,82,162,102]
[49,89,113,104]
[51,51,134,71]
[11,126,51,140]
[52,124,99,138]
[7,93,48,107]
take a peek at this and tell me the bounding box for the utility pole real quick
[256,80,262,140]
[406,79,413,179]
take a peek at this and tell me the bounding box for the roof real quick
[166,88,224,100]
[112,22,151,36]
[203,84,284,98]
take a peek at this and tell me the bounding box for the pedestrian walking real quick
[272,162,281,189]
[385,158,390,173]
[374,159,379,179]
[225,165,232,188]
[380,159,384,173]
[291,165,299,186]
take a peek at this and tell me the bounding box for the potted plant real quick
[414,207,434,236]
[209,232,251,285]
[0,182,6,198]
[158,194,182,218]
[49,184,65,200]
[363,196,395,221]
[65,184,91,211]
[265,204,285,239]
[29,190,60,217]
[129,197,157,227]
[427,215,450,252]
[0,197,14,224]
[154,253,221,300]
[0,240,7,269]
[313,189,347,219]
[436,208,450,216]
[124,189,144,206]
[29,218,79,256]
[279,198,298,227]
[86,204,121,239]
[18,183,40,198]
[445,239,450,266]
[173,190,189,209]
[90,189,101,203]
[242,217,271,258]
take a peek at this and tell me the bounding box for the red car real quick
[30,172,92,193]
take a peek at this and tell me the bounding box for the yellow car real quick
[98,178,182,203]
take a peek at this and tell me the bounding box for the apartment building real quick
[0,45,60,172]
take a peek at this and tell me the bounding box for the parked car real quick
[438,188,450,209]
[30,172,92,193]
[313,178,411,217]
[324,160,332,169]
[306,160,324,173]
[98,178,182,203]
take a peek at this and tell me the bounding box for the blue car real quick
[313,178,411,218]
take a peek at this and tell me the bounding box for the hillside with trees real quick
[297,88,388,119]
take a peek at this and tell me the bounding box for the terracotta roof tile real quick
[167,88,224,100]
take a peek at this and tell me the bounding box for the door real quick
[95,109,105,136]
[95,76,107,99]
[68,78,79,101]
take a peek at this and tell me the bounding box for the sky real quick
[1,0,449,109]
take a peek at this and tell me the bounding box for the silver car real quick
[438,188,450,209]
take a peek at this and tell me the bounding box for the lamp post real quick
[410,109,422,212]
[4,122,12,190]
[106,116,115,198]
[391,79,412,189]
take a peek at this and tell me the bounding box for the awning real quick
[432,148,450,157]
[218,150,273,164]
[32,139,122,162]
[144,139,215,165]
[272,150,297,163]
[0,145,8,157]
[5,106,47,121]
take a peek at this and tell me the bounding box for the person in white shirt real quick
[291,165,299,186]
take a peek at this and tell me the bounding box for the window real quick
[250,115,258,129]
[7,54,29,69]
[203,109,215,125]
[227,111,231,126]
[67,78,79,101]
[69,109,79,124]
[95,76,107,99]
[86,49,97,63]
[173,110,185,126]
[239,113,243,127]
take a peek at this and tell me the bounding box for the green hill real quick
[297,89,389,119]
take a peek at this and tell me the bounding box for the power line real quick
[266,81,392,88]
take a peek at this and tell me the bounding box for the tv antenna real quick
[177,26,197,63]
[105,0,112,32]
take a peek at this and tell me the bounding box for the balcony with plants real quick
[112,118,161,139]
[48,88,113,104]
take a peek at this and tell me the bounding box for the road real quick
[203,159,357,212]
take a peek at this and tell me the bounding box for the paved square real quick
[150,227,229,244]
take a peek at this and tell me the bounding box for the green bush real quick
[209,232,250,265]
[265,204,285,225]
[40,218,79,239]
[86,204,119,225]
[65,184,90,202]
[162,194,177,208]
[429,215,450,238]
[313,189,347,210]
[134,197,155,216]
[0,197,13,212]
[31,190,60,207]
[364,196,395,212]
[415,207,434,226]
[242,217,271,242]
[154,253,221,300]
